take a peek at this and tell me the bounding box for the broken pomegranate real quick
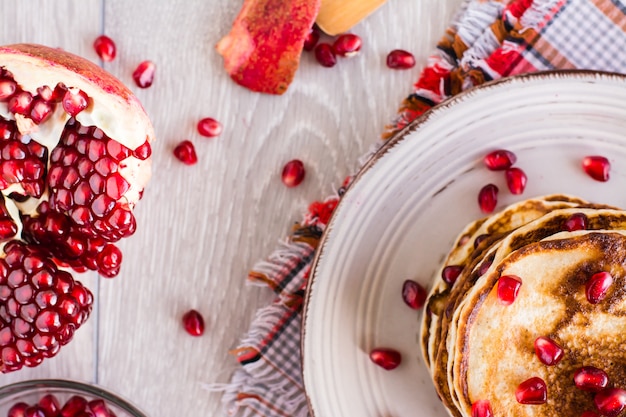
[132,60,155,89]
[197,117,222,138]
[0,43,154,371]
[497,275,522,306]
[505,167,527,195]
[216,0,321,95]
[586,271,613,304]
[483,149,517,171]
[471,400,493,417]
[574,366,609,392]
[478,184,498,214]
[93,35,117,63]
[314,43,337,68]
[182,309,205,336]
[594,387,626,417]
[332,34,362,58]
[563,212,588,232]
[173,140,197,165]
[401,279,427,310]
[515,377,547,404]
[369,347,401,370]
[442,265,463,286]
[386,49,416,69]
[534,336,564,366]
[281,159,305,187]
[582,155,610,182]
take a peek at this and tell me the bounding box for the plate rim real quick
[300,69,626,417]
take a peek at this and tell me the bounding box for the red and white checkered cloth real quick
[221,0,626,415]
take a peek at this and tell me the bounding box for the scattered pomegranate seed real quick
[563,212,588,232]
[182,309,205,336]
[401,280,427,310]
[369,347,401,370]
[314,43,337,68]
[594,387,626,417]
[281,159,305,187]
[515,377,547,405]
[582,156,610,182]
[197,117,223,138]
[497,275,522,306]
[442,265,463,286]
[534,336,564,366]
[386,49,415,69]
[173,140,197,165]
[474,234,489,249]
[483,149,517,171]
[471,400,493,417]
[478,184,498,214]
[303,26,321,51]
[93,35,117,62]
[132,60,156,88]
[505,167,527,195]
[574,366,609,392]
[62,89,89,116]
[333,34,362,57]
[585,271,613,304]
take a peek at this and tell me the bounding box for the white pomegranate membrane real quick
[0,43,154,373]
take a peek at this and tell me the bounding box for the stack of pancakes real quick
[421,195,626,416]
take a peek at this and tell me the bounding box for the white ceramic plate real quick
[301,71,626,417]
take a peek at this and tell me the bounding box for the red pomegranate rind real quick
[216,0,321,95]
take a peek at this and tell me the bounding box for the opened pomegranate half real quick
[0,43,154,372]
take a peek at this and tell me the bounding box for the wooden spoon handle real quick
[316,0,388,35]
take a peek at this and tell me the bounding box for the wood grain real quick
[0,0,462,415]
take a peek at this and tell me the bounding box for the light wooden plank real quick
[0,0,102,385]
[97,0,463,416]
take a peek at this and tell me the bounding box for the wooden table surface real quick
[0,1,461,416]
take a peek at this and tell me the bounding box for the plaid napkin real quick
[221,0,626,415]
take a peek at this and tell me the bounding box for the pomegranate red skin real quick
[594,387,626,417]
[216,0,321,95]
[515,376,547,404]
[369,347,402,370]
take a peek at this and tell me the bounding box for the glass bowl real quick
[0,379,147,416]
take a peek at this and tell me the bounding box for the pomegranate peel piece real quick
[216,0,321,95]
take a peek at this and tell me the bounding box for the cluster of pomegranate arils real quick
[7,393,118,417]
[303,26,416,70]
[478,150,611,214]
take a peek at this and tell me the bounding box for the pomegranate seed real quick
[586,271,613,304]
[62,89,89,116]
[182,309,205,336]
[442,265,463,286]
[563,212,588,232]
[386,49,415,69]
[93,35,117,62]
[197,117,222,138]
[7,402,28,417]
[534,336,564,366]
[478,184,498,214]
[30,100,54,124]
[483,149,517,170]
[369,347,401,370]
[173,140,197,165]
[474,234,489,249]
[332,34,362,57]
[471,400,493,417]
[281,159,305,187]
[24,407,44,417]
[595,387,626,417]
[132,60,156,88]
[61,395,88,416]
[314,43,337,68]
[497,275,522,306]
[574,366,609,392]
[582,156,610,182]
[505,167,527,195]
[0,79,17,101]
[303,27,321,51]
[515,377,547,404]
[8,91,33,115]
[401,280,427,309]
